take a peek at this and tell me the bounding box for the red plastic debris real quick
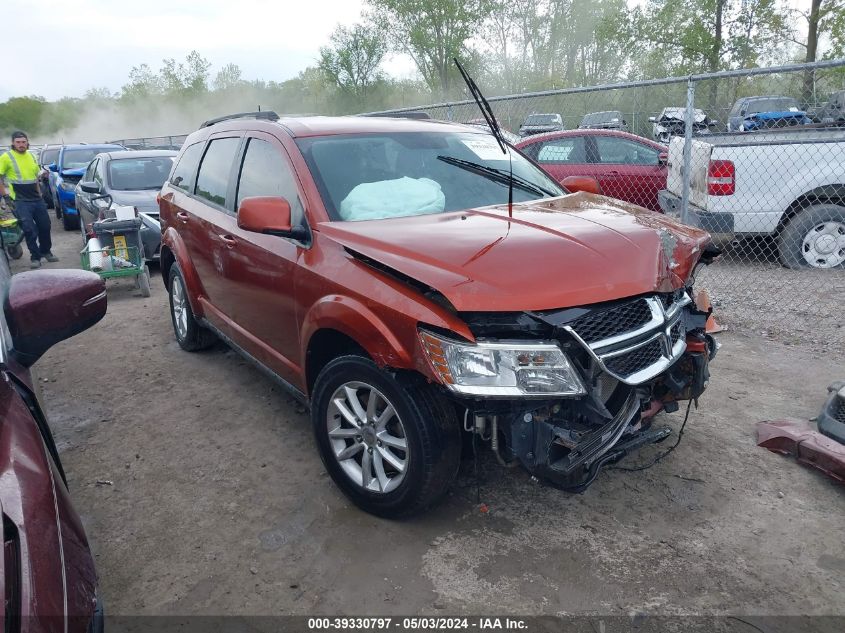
[757,419,845,483]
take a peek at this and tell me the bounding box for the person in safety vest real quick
[0,131,58,268]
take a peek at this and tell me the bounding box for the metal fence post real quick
[680,78,696,225]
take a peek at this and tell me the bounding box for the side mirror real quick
[648,116,657,123]
[80,181,102,194]
[561,176,602,195]
[4,270,107,367]
[48,163,58,173]
[237,196,308,240]
[658,152,669,166]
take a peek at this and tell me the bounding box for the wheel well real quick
[160,247,175,290]
[306,329,368,394]
[778,185,845,233]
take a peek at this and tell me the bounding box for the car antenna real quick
[453,58,513,217]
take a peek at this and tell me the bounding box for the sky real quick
[5,0,417,102]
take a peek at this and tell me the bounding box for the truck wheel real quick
[311,355,461,518]
[778,204,845,269]
[53,193,62,219]
[5,244,22,260]
[62,212,79,231]
[167,267,216,350]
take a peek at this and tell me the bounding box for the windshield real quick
[62,147,121,169]
[748,98,800,114]
[296,131,564,222]
[108,156,174,191]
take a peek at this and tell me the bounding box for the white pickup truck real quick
[658,128,845,269]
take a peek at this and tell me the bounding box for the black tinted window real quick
[195,138,240,207]
[236,138,304,224]
[170,142,204,192]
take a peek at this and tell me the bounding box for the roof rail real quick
[200,111,280,128]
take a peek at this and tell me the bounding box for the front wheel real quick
[62,211,79,231]
[311,355,461,518]
[778,204,845,269]
[168,267,216,350]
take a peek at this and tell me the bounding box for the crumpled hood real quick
[318,192,712,312]
[109,189,159,212]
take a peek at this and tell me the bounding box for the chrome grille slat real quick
[564,294,691,385]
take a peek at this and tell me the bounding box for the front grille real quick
[670,322,683,345]
[569,298,653,344]
[836,398,845,424]
[604,338,664,377]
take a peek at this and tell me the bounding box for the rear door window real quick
[236,137,304,226]
[170,142,204,192]
[594,137,659,165]
[526,137,586,164]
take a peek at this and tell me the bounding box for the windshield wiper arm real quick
[437,155,556,197]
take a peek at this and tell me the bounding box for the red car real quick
[159,112,717,517]
[516,129,668,212]
[0,258,107,631]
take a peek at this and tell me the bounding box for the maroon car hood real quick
[318,192,712,312]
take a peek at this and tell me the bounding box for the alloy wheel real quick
[326,381,408,494]
[171,275,188,339]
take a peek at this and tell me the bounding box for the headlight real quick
[419,329,586,398]
[59,181,76,191]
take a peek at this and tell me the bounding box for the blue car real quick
[727,96,811,132]
[47,144,124,230]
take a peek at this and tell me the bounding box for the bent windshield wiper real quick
[437,155,556,198]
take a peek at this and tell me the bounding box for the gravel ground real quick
[13,217,845,623]
[698,239,844,352]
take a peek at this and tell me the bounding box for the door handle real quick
[607,170,620,176]
[176,211,189,223]
[218,234,237,247]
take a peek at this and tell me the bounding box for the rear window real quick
[523,114,560,126]
[582,112,620,125]
[748,98,800,114]
[108,157,174,191]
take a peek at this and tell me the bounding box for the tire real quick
[62,211,80,231]
[5,243,22,260]
[139,265,151,298]
[53,192,62,219]
[778,203,845,269]
[311,355,461,518]
[167,266,216,350]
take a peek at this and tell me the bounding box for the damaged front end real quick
[419,282,719,491]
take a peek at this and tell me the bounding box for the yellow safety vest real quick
[0,150,40,200]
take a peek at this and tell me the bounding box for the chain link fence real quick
[365,60,845,348]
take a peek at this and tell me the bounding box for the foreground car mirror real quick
[561,176,602,195]
[237,196,308,240]
[4,270,107,367]
[48,163,58,172]
[80,181,102,194]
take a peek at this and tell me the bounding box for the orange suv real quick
[159,111,719,517]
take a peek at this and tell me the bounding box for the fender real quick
[301,295,416,370]
[161,226,207,318]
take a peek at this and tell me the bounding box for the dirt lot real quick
[14,217,845,618]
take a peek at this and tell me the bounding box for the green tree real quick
[319,23,387,105]
[0,96,48,137]
[366,0,491,97]
[213,63,244,91]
